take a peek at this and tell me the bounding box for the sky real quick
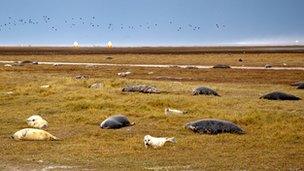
[0,0,304,46]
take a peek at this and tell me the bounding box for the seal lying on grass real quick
[290,81,304,86]
[26,115,48,129]
[185,119,245,134]
[192,87,220,96]
[11,128,59,141]
[100,115,135,129]
[89,83,102,89]
[260,91,301,100]
[297,83,304,89]
[213,64,231,69]
[144,135,176,148]
[165,108,186,115]
[122,85,160,94]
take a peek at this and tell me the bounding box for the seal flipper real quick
[166,137,176,143]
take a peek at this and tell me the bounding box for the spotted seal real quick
[122,85,160,94]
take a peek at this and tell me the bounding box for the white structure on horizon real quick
[107,41,113,48]
[73,41,80,47]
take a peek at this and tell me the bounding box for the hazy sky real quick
[0,0,304,46]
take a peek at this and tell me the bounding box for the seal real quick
[89,83,102,89]
[297,83,304,89]
[118,71,131,77]
[100,115,135,129]
[265,64,272,68]
[290,81,304,86]
[75,75,89,80]
[122,85,160,94]
[165,108,186,115]
[260,91,301,100]
[213,64,231,69]
[26,115,48,129]
[192,86,220,96]
[144,135,176,148]
[185,119,245,134]
[11,128,59,141]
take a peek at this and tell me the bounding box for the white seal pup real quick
[89,83,102,89]
[144,135,176,148]
[118,71,131,77]
[165,108,186,115]
[40,85,50,89]
[26,115,48,129]
[11,128,59,141]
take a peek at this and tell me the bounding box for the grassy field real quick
[0,53,304,170]
[1,52,304,67]
[0,46,304,55]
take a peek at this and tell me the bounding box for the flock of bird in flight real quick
[0,16,226,33]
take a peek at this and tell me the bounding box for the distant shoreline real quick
[0,45,304,55]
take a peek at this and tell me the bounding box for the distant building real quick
[107,41,113,48]
[73,41,79,47]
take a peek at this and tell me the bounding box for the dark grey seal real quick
[192,87,220,96]
[297,83,304,89]
[265,64,272,68]
[260,91,301,100]
[185,119,245,134]
[75,75,89,80]
[100,115,135,129]
[122,85,160,94]
[213,64,231,69]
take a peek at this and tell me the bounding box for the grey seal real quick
[297,83,304,89]
[260,91,301,100]
[290,81,304,86]
[213,64,231,69]
[100,115,135,129]
[192,86,220,96]
[122,85,160,94]
[185,119,245,134]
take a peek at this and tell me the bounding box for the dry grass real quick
[1,64,304,85]
[0,61,304,170]
[1,52,304,67]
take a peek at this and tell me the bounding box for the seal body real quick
[297,83,304,89]
[290,81,304,86]
[265,64,272,68]
[12,128,59,141]
[89,83,102,89]
[186,119,245,134]
[144,135,176,148]
[100,115,134,129]
[26,115,48,129]
[122,85,159,94]
[165,108,185,115]
[213,64,231,69]
[192,87,220,96]
[118,71,131,77]
[260,91,301,100]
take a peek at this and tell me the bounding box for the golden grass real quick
[0,67,304,170]
[1,52,304,67]
[2,64,304,85]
